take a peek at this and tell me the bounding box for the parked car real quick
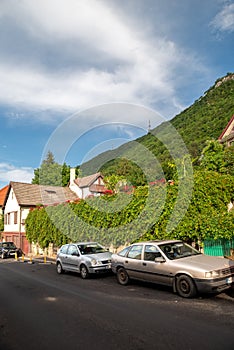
[56,242,112,278]
[0,241,22,259]
[111,240,234,298]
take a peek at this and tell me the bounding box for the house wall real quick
[4,188,29,233]
[3,188,31,254]
[69,176,105,199]
[69,182,82,198]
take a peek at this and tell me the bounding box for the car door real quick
[64,244,80,272]
[123,244,144,280]
[141,244,173,286]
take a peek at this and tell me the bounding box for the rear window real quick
[59,245,68,254]
[2,242,16,249]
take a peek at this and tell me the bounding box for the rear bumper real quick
[194,276,233,294]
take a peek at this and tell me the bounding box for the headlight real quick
[90,259,103,266]
[205,271,220,278]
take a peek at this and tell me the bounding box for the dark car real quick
[0,242,22,259]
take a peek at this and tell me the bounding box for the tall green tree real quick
[32,151,71,186]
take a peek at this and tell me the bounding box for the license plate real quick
[226,277,233,284]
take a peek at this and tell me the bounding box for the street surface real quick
[0,259,234,350]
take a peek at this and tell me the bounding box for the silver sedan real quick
[111,240,234,298]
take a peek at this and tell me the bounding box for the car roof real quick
[63,242,99,246]
[131,240,182,245]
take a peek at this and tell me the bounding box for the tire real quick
[176,274,197,298]
[56,262,64,274]
[117,267,129,286]
[80,264,89,279]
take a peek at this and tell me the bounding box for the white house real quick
[69,169,108,198]
[218,114,234,147]
[1,171,108,254]
[2,181,77,254]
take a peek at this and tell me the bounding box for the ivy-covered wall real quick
[25,170,234,250]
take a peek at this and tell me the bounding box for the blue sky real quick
[0,0,234,188]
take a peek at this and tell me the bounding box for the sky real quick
[0,0,234,188]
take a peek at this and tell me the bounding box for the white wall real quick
[4,188,28,233]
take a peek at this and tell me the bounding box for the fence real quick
[204,239,234,257]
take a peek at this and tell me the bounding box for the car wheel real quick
[117,267,129,285]
[56,262,64,274]
[80,264,89,279]
[176,274,197,298]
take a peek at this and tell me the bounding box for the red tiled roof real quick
[3,182,78,207]
[218,114,234,140]
[0,185,9,206]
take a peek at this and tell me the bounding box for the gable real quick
[74,172,104,188]
[219,115,234,141]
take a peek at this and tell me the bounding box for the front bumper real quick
[88,263,112,274]
[195,276,234,294]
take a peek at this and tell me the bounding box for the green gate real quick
[204,239,234,257]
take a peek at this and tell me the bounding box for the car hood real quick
[84,252,112,260]
[172,254,234,271]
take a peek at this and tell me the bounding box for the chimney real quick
[70,168,76,184]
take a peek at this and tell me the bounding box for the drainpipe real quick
[19,207,22,250]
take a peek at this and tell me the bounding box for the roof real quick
[0,185,9,206]
[3,182,78,207]
[218,114,234,140]
[74,172,103,188]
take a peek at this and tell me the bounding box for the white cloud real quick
[0,0,205,124]
[0,163,34,186]
[211,3,234,32]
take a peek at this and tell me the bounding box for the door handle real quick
[125,260,128,263]
[142,262,147,266]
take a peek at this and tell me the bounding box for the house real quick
[0,185,9,216]
[218,114,234,147]
[69,168,108,198]
[1,181,78,254]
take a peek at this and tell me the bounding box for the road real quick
[0,259,234,350]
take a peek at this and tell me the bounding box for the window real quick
[60,245,68,254]
[14,212,17,224]
[67,245,78,256]
[127,245,143,260]
[7,213,11,225]
[144,245,161,261]
[118,246,131,257]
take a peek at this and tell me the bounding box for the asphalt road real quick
[0,259,234,350]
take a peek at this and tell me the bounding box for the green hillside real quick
[81,73,234,181]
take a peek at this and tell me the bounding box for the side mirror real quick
[72,252,79,257]
[155,256,165,263]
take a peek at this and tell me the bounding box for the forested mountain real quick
[81,73,234,182]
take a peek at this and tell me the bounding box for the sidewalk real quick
[16,254,56,264]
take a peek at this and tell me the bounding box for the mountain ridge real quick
[81,73,234,179]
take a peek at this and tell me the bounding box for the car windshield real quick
[78,243,107,255]
[2,242,16,249]
[159,242,201,260]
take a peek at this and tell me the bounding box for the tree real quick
[32,151,71,187]
[223,144,234,176]
[199,140,226,172]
